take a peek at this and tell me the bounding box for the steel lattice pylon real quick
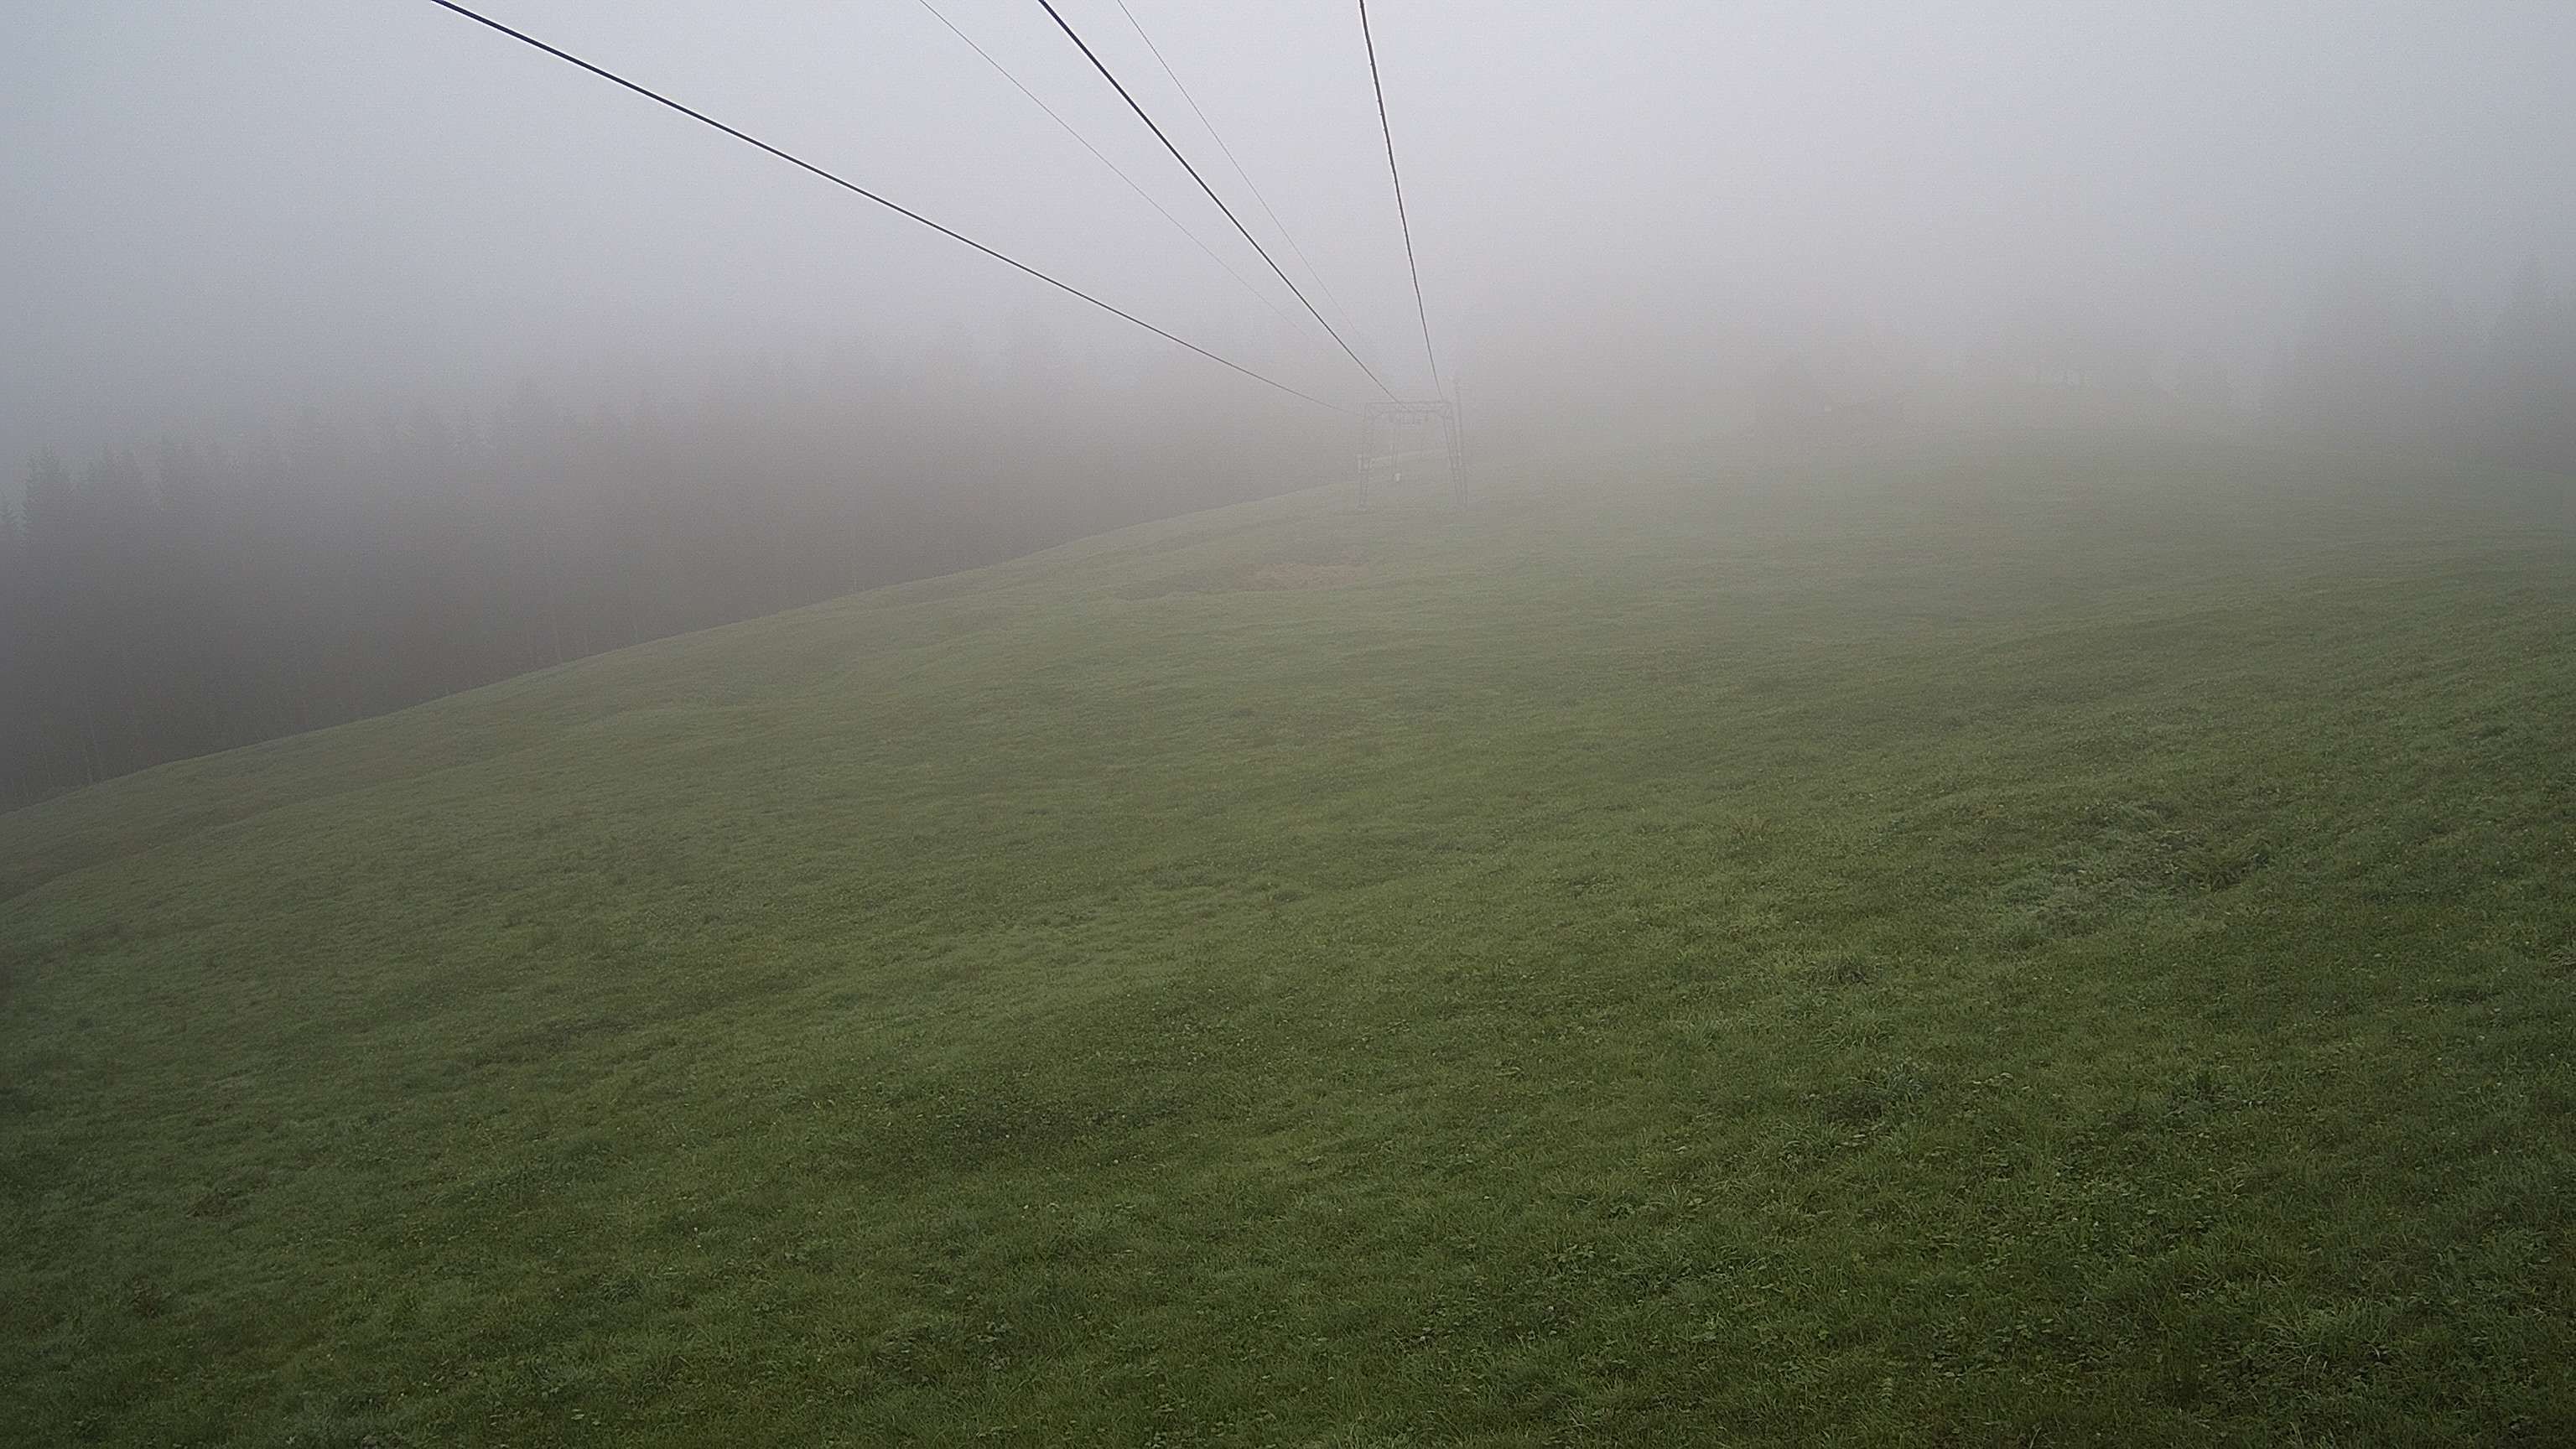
[1355,398,1462,506]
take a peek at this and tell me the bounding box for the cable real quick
[1358,0,1443,397]
[418,0,1351,414]
[1108,0,1357,337]
[1036,0,1396,400]
[910,0,1315,345]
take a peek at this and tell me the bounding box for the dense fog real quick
[5,1,2575,802]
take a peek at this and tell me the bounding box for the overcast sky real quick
[7,1,2575,475]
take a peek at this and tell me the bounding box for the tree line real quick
[7,266,2573,808]
[2272,261,2576,471]
[0,347,1338,808]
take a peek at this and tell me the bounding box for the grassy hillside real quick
[5,439,2573,1445]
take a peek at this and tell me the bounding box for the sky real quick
[7,0,2576,477]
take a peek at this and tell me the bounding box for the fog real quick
[6,0,2576,800]
[13,2,2576,457]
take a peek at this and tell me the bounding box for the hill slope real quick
[6,441,2574,1445]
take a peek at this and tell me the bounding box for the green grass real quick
[5,436,2573,1445]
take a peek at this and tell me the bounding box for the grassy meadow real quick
[4,436,2574,1445]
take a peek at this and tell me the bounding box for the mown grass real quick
[3,436,2573,1445]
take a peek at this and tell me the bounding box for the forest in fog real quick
[0,347,1336,805]
[4,272,2574,808]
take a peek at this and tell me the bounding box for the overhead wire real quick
[1107,0,1358,340]
[1358,0,1445,397]
[1035,0,1397,400]
[907,0,1317,345]
[418,0,1353,414]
